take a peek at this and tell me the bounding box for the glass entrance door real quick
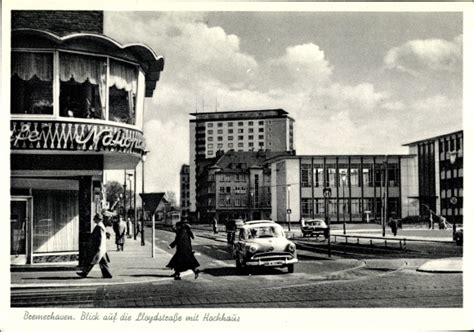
[11,198,30,264]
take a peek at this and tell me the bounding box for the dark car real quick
[454,227,463,246]
[301,219,329,238]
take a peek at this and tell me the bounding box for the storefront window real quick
[109,60,138,125]
[11,52,54,114]
[33,189,79,253]
[59,52,106,119]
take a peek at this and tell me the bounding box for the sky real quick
[103,11,462,198]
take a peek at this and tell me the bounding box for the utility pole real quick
[382,156,388,237]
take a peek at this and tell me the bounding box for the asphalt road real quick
[11,229,463,308]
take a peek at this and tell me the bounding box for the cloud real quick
[384,35,462,74]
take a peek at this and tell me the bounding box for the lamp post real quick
[342,173,346,235]
[123,170,127,221]
[140,152,148,247]
[323,187,332,257]
[449,150,457,237]
[127,172,133,237]
[287,184,291,232]
[250,191,254,220]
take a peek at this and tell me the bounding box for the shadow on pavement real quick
[127,274,171,278]
[203,266,289,277]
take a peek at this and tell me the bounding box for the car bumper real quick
[246,257,298,267]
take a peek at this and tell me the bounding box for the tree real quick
[105,181,123,209]
[165,191,177,208]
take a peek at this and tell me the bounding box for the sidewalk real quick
[11,234,182,288]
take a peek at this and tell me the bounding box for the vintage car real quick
[454,227,463,246]
[232,220,298,273]
[301,218,329,238]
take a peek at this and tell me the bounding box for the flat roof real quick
[402,130,463,146]
[190,108,288,117]
[265,154,414,164]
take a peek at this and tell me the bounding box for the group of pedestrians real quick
[77,211,200,281]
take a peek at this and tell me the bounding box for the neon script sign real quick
[11,121,146,155]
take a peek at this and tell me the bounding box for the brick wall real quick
[12,11,103,36]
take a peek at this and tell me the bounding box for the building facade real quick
[196,150,292,224]
[269,155,412,224]
[189,109,295,219]
[179,164,190,219]
[403,130,463,225]
[10,11,164,264]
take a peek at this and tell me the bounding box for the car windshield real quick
[246,226,284,239]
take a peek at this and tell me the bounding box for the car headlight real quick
[287,243,296,252]
[248,245,258,253]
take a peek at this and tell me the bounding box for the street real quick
[11,228,463,308]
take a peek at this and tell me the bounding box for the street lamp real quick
[323,187,332,257]
[140,151,149,247]
[250,191,254,220]
[449,150,457,237]
[127,172,133,237]
[287,185,291,232]
[341,172,347,235]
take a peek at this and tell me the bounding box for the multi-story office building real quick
[403,130,463,225]
[10,11,164,264]
[179,164,190,219]
[189,109,295,220]
[196,150,293,223]
[268,154,413,224]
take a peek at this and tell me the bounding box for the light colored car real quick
[301,218,329,238]
[233,220,298,273]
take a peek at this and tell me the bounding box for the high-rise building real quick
[189,109,295,221]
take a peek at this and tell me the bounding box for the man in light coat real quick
[77,213,112,278]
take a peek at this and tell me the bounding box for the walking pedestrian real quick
[389,217,398,236]
[212,216,219,234]
[114,216,127,251]
[166,221,200,280]
[127,217,133,238]
[77,213,112,279]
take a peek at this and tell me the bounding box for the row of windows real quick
[207,120,266,128]
[216,198,271,208]
[439,136,462,154]
[301,164,400,188]
[207,134,267,140]
[440,168,463,179]
[207,142,266,155]
[441,188,463,198]
[11,51,138,125]
[301,198,399,216]
[207,128,267,135]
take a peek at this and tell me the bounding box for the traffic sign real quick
[450,197,458,205]
[287,209,292,214]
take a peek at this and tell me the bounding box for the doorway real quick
[11,197,32,264]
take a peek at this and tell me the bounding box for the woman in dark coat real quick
[166,222,200,280]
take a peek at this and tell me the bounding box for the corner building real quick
[10,11,164,264]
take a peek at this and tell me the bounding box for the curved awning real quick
[12,28,164,97]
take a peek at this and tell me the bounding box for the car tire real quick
[288,264,294,273]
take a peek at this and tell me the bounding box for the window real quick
[249,128,254,133]
[217,143,223,149]
[249,135,254,140]
[228,122,233,127]
[207,123,213,127]
[238,122,244,126]
[208,137,213,142]
[217,129,223,134]
[259,128,264,133]
[238,143,244,147]
[249,142,254,147]
[238,129,244,133]
[220,187,225,193]
[228,129,234,134]
[207,143,213,148]
[228,143,233,148]
[207,150,214,155]
[362,165,371,186]
[301,164,312,187]
[258,121,264,125]
[238,136,244,140]
[235,199,241,207]
[302,198,312,217]
[11,52,54,115]
[350,168,359,187]
[327,167,336,187]
[339,168,348,187]
[208,130,213,135]
[259,135,264,139]
[314,166,324,187]
[218,136,223,141]
[248,121,253,125]
[228,136,233,141]
[217,122,223,127]
[107,59,138,124]
[259,142,264,147]
[387,164,399,186]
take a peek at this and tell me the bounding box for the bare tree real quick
[165,191,177,208]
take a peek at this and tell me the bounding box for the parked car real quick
[301,218,329,238]
[232,220,298,273]
[454,227,463,246]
